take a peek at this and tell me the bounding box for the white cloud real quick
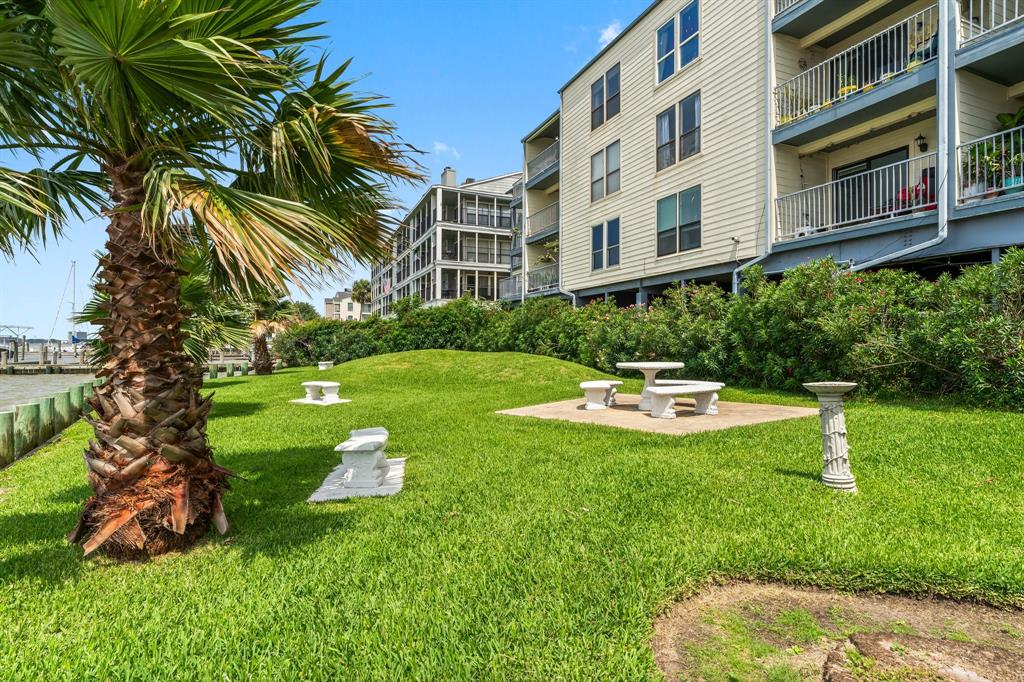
[599,20,621,48]
[432,141,461,160]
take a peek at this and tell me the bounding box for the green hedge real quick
[276,251,1024,407]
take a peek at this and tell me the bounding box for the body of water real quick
[0,374,95,412]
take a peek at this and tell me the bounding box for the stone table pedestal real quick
[802,382,858,493]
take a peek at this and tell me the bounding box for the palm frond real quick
[0,167,107,258]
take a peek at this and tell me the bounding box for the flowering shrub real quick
[275,250,1024,407]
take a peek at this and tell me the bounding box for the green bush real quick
[274,251,1024,407]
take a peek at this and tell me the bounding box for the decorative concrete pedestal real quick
[290,381,350,406]
[318,361,334,371]
[803,382,858,493]
[309,427,405,501]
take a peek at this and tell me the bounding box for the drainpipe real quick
[732,0,777,294]
[851,0,954,271]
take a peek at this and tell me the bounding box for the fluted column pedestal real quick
[803,382,858,493]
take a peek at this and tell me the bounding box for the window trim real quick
[591,217,621,271]
[655,1,701,85]
[679,90,701,161]
[590,140,621,203]
[655,185,701,258]
[591,63,622,131]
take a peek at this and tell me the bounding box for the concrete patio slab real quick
[497,393,817,436]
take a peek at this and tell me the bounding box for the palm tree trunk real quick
[252,334,273,375]
[68,164,230,559]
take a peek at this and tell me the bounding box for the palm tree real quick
[351,278,371,305]
[250,297,299,374]
[0,1,421,558]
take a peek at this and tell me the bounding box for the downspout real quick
[851,0,953,271]
[732,0,776,293]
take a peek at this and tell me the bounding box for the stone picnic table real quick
[615,361,685,411]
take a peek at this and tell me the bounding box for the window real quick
[606,218,620,267]
[591,63,621,130]
[606,64,620,119]
[590,141,621,202]
[591,151,605,201]
[656,106,676,170]
[591,224,604,270]
[591,218,621,270]
[657,18,675,83]
[591,78,604,130]
[347,302,353,311]
[680,91,701,159]
[655,2,700,83]
[656,186,701,256]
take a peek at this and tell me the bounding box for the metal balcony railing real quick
[774,6,938,127]
[775,153,938,241]
[499,274,522,299]
[526,201,559,237]
[959,124,1024,202]
[960,0,1024,42]
[527,141,559,180]
[527,263,559,292]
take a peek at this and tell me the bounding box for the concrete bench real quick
[335,428,390,488]
[291,381,349,406]
[318,361,334,371]
[579,380,624,410]
[647,382,725,419]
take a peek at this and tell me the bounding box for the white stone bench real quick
[579,380,624,410]
[647,382,725,419]
[291,381,350,406]
[318,361,334,371]
[335,429,390,488]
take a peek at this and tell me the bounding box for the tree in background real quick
[0,1,421,558]
[251,297,301,375]
[351,278,371,305]
[292,301,320,321]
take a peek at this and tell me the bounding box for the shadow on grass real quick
[0,508,85,586]
[208,401,264,419]
[773,467,820,484]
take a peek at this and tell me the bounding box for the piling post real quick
[39,396,55,442]
[0,411,14,466]
[70,384,84,414]
[14,402,40,456]
[240,362,249,375]
[55,391,73,431]
[208,364,218,379]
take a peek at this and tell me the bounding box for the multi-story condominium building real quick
[323,289,369,321]
[503,0,1023,305]
[370,168,520,316]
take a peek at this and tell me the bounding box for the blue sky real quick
[0,0,649,337]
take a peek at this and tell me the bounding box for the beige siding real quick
[958,72,1013,143]
[559,0,767,292]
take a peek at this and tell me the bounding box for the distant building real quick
[370,167,522,316]
[324,290,369,321]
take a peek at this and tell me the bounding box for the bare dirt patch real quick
[652,582,1024,681]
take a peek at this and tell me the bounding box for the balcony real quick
[775,153,938,242]
[511,179,523,206]
[774,6,938,146]
[527,263,559,293]
[499,274,522,300]
[526,141,559,190]
[439,205,513,229]
[956,0,1024,84]
[958,124,1024,202]
[525,201,559,243]
[774,0,922,46]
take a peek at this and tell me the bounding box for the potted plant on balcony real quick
[537,239,559,265]
[838,74,859,99]
[1005,153,1024,195]
[962,141,997,200]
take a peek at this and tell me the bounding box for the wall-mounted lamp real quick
[915,134,928,153]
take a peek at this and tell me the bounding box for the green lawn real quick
[1,350,1021,680]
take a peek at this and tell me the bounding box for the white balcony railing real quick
[959,124,1024,202]
[527,141,559,180]
[960,0,1024,42]
[775,153,938,241]
[526,201,559,237]
[774,6,938,127]
[775,0,803,13]
[527,263,559,292]
[499,274,522,299]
